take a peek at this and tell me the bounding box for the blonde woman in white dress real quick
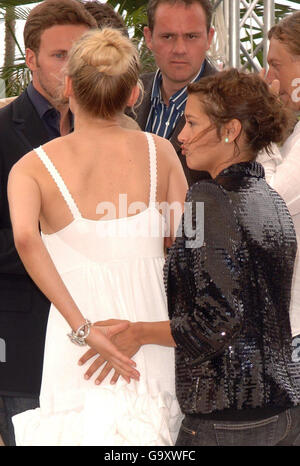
[8,28,187,446]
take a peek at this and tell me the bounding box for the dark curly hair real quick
[187,68,295,158]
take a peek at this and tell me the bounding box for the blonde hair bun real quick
[67,27,140,119]
[75,28,135,76]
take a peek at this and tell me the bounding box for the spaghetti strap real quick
[145,132,157,206]
[34,146,82,220]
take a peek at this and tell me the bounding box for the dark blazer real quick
[134,59,217,186]
[0,89,50,396]
[165,162,300,415]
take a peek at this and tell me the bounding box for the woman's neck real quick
[211,153,254,179]
[73,109,120,133]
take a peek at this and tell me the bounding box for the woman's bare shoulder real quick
[10,149,40,174]
[147,133,180,165]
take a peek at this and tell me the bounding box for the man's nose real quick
[173,36,187,55]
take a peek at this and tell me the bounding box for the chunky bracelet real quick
[68,319,92,346]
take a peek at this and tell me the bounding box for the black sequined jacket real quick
[165,162,300,415]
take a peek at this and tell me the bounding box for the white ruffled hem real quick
[12,380,182,446]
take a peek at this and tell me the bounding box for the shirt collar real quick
[216,162,265,181]
[150,60,206,110]
[27,82,57,119]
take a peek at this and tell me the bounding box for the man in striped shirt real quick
[134,0,216,186]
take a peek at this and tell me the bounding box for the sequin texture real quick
[164,162,300,414]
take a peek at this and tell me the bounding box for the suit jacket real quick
[135,60,217,186]
[0,88,50,396]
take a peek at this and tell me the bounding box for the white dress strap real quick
[34,146,82,220]
[145,132,157,205]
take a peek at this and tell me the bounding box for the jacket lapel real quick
[137,72,155,130]
[12,90,49,152]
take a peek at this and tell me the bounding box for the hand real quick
[79,319,142,385]
[259,68,280,96]
[84,320,140,384]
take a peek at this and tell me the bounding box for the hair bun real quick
[78,28,135,76]
[67,27,140,119]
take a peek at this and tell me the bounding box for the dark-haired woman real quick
[167,68,300,446]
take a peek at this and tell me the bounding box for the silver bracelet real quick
[68,319,92,346]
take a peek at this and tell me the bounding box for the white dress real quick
[12,132,182,446]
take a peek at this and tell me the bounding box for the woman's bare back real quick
[20,125,187,235]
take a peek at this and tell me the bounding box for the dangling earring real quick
[225,137,229,143]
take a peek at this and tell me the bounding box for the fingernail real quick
[84,374,89,380]
[95,380,100,385]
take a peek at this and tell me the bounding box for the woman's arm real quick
[169,182,245,365]
[7,163,140,382]
[79,320,175,385]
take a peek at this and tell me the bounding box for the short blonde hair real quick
[67,28,140,118]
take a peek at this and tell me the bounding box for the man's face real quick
[144,1,214,92]
[267,37,300,111]
[26,24,89,106]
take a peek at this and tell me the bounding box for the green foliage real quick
[111,2,155,72]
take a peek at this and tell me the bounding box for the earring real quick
[225,137,229,143]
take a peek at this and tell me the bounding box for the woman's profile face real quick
[179,94,224,175]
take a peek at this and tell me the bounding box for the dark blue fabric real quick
[0,395,39,446]
[176,406,300,446]
[27,82,73,140]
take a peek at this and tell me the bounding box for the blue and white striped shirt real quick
[145,63,205,139]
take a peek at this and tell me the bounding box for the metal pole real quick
[229,0,240,68]
[263,0,275,69]
[223,0,230,66]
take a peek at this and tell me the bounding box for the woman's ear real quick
[127,84,140,108]
[223,119,242,143]
[63,75,73,99]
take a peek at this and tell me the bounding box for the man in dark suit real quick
[0,0,96,446]
[134,0,217,186]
